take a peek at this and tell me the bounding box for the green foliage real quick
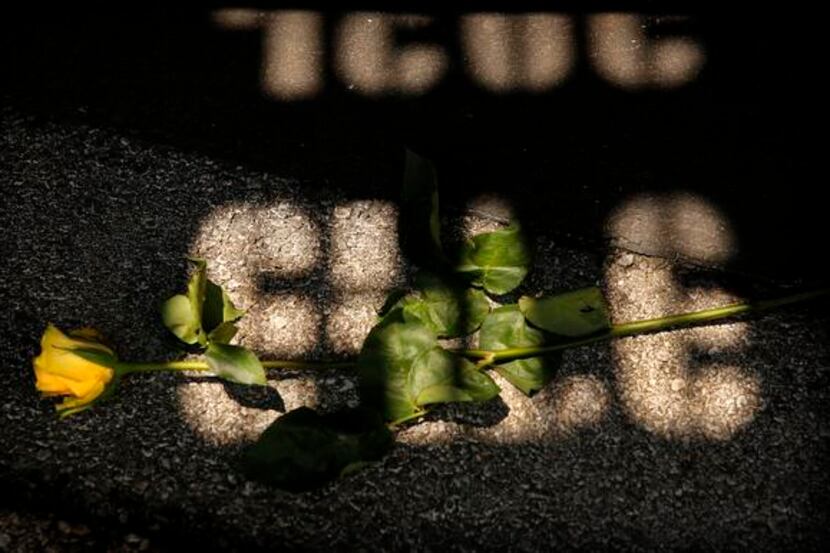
[243,407,394,492]
[479,305,558,396]
[160,294,202,346]
[161,258,260,386]
[357,310,437,422]
[410,347,500,405]
[519,287,610,337]
[202,280,245,342]
[66,147,824,493]
[161,258,246,347]
[174,151,618,490]
[400,149,446,269]
[207,321,239,345]
[382,272,490,338]
[377,288,409,318]
[454,224,533,295]
[358,154,538,424]
[357,310,499,423]
[205,342,266,386]
[185,258,208,342]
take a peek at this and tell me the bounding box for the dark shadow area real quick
[4,6,824,281]
[224,381,287,411]
[426,396,511,428]
[2,3,828,551]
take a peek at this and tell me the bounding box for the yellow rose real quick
[33,324,119,417]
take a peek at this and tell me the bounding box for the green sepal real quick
[59,346,119,369]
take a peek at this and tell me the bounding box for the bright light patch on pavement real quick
[213,9,704,98]
[589,14,705,89]
[606,193,760,440]
[461,14,574,92]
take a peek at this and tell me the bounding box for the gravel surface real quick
[2,104,829,551]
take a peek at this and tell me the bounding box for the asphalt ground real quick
[2,7,829,552]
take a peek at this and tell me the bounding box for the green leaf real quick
[160,294,202,345]
[400,149,446,269]
[207,321,238,345]
[162,259,246,348]
[358,311,499,422]
[242,406,394,492]
[386,273,490,337]
[205,343,266,386]
[519,287,610,337]
[377,288,408,318]
[161,258,209,346]
[202,279,245,334]
[358,311,437,422]
[410,347,500,406]
[186,258,208,343]
[479,305,559,396]
[454,224,533,295]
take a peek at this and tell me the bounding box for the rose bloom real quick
[33,324,118,416]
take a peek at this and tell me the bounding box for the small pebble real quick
[619,253,635,267]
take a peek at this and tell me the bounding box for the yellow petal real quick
[33,324,115,405]
[35,349,112,383]
[34,367,74,395]
[63,375,105,398]
[57,380,106,411]
[42,324,112,355]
